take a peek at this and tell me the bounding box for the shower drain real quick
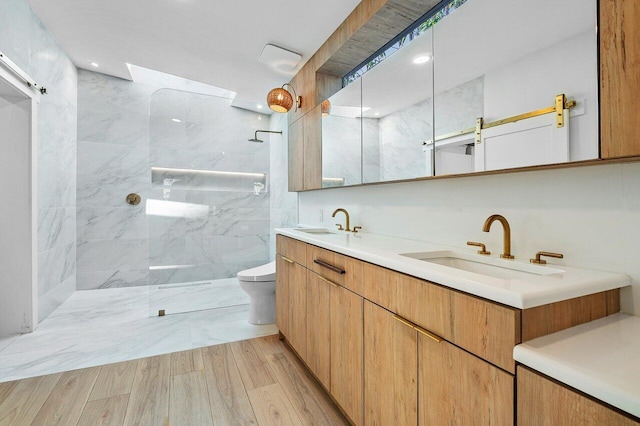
[158,281,212,290]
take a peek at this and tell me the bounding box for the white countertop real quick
[276,227,630,309]
[514,313,640,418]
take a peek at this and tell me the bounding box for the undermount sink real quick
[401,250,564,279]
[293,228,337,235]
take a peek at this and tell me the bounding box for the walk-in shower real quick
[147,88,271,317]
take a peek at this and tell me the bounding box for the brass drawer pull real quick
[393,315,442,343]
[393,315,416,329]
[317,275,340,288]
[280,255,294,264]
[313,259,345,274]
[415,325,443,343]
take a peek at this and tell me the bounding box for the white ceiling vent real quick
[258,44,302,72]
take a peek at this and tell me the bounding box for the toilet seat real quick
[237,261,276,282]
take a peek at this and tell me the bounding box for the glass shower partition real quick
[147,88,270,316]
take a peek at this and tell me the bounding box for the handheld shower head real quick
[249,130,282,143]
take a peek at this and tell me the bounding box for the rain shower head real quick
[249,130,282,143]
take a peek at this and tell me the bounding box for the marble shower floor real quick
[0,282,278,383]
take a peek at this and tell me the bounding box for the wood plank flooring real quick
[0,335,348,426]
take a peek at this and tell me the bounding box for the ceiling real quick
[27,0,362,111]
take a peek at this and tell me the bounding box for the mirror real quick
[322,79,362,187]
[431,0,598,175]
[319,0,598,185]
[361,27,434,183]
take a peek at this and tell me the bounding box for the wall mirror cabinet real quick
[319,0,598,187]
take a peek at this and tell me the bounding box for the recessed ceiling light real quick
[256,105,263,110]
[374,112,380,116]
[90,62,99,67]
[171,118,182,123]
[413,55,431,64]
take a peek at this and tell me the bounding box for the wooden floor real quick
[0,335,349,425]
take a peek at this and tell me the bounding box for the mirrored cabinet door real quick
[432,0,598,176]
[361,27,435,183]
[321,78,362,188]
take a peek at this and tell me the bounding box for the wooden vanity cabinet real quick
[275,254,307,359]
[517,366,640,426]
[306,270,331,390]
[364,301,418,425]
[364,300,513,426]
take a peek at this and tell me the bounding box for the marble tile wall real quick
[0,0,78,321]
[77,71,272,289]
[378,77,483,181]
[269,113,298,259]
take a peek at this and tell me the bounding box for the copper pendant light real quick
[321,99,331,116]
[267,83,301,113]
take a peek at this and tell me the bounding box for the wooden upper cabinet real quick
[600,0,640,159]
[288,118,304,191]
[303,105,322,190]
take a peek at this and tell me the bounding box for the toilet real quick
[237,261,276,325]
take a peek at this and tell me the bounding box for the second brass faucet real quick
[332,208,351,232]
[482,214,514,259]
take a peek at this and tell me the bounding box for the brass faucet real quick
[332,208,351,232]
[482,214,514,259]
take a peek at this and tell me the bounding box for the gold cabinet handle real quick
[317,275,340,288]
[530,251,564,265]
[393,315,442,343]
[393,315,416,329]
[415,325,443,343]
[313,259,345,274]
[280,255,294,264]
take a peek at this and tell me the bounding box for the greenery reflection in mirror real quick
[321,78,362,188]
[431,0,597,175]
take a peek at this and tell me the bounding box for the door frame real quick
[0,61,40,333]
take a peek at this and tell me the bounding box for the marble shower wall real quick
[0,0,78,321]
[77,70,271,289]
[269,112,298,259]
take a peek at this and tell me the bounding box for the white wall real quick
[0,0,79,322]
[299,162,640,316]
[0,94,33,336]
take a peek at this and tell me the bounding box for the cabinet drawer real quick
[362,262,398,312]
[397,274,520,373]
[276,234,307,266]
[306,244,363,294]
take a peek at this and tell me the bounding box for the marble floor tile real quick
[0,281,277,383]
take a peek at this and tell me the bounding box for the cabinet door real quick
[303,105,322,190]
[517,366,639,426]
[364,301,417,426]
[275,254,290,338]
[600,0,640,159]
[419,333,514,425]
[306,270,331,389]
[288,259,307,359]
[331,285,364,426]
[288,118,304,191]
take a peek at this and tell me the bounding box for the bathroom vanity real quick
[275,228,638,425]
